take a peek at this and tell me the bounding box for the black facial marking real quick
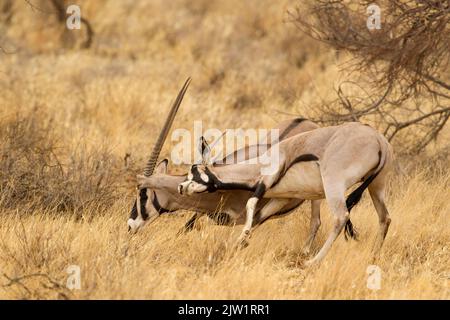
[191,165,203,183]
[130,201,138,220]
[191,166,218,192]
[188,165,257,193]
[139,188,149,220]
[190,166,218,192]
[204,167,257,192]
[130,188,172,221]
[129,188,149,220]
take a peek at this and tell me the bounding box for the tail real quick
[344,144,388,240]
[344,219,357,241]
[343,173,377,241]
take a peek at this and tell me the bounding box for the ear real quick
[198,136,211,164]
[155,159,168,174]
[136,174,151,189]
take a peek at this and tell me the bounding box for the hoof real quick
[235,232,250,249]
[238,238,249,249]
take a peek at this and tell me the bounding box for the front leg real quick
[236,157,286,248]
[236,197,259,247]
[236,183,266,247]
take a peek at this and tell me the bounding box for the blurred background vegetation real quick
[0,0,448,300]
[0,0,448,214]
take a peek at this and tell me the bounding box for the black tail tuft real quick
[345,172,379,212]
[344,219,358,240]
[344,172,379,241]
[346,150,383,213]
[344,149,386,241]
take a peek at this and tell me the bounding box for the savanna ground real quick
[0,0,448,299]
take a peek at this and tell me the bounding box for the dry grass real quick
[0,0,448,299]
[0,170,448,299]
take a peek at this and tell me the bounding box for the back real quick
[218,118,320,165]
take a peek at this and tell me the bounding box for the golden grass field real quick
[0,0,449,299]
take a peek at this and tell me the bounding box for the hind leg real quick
[302,200,321,255]
[368,178,391,253]
[305,182,349,266]
[253,198,298,228]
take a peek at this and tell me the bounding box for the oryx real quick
[177,122,394,265]
[128,79,356,252]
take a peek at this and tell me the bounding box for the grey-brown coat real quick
[177,122,394,265]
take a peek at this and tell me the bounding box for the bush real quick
[0,109,121,216]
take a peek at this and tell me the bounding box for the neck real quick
[207,164,261,191]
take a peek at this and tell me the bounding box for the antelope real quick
[176,122,394,265]
[128,78,356,252]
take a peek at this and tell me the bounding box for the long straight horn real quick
[143,77,191,176]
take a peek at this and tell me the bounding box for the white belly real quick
[265,162,324,199]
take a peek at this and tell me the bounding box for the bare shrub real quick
[24,0,94,49]
[0,109,121,215]
[290,0,450,154]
